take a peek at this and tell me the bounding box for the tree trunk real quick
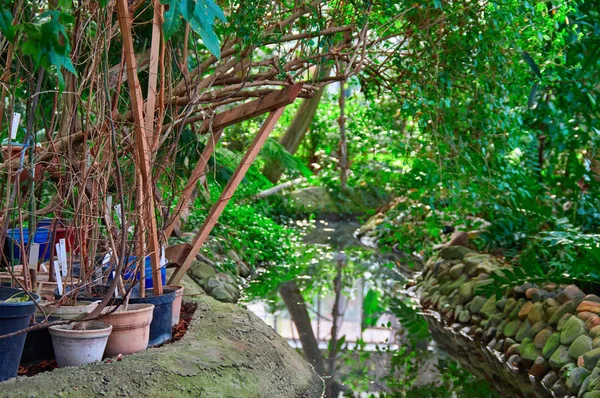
[338,81,347,191]
[263,67,332,183]
[279,280,326,375]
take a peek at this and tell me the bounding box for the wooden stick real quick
[145,0,163,151]
[168,108,287,285]
[163,129,224,239]
[197,84,303,133]
[116,0,163,295]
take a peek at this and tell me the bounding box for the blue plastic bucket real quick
[106,256,166,288]
[0,287,40,381]
[5,228,52,263]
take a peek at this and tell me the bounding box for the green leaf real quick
[521,51,542,79]
[527,81,539,108]
[161,0,182,41]
[0,8,14,42]
[178,0,226,58]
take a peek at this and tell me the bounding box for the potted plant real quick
[48,321,112,367]
[0,286,40,381]
[98,303,154,356]
[166,285,185,327]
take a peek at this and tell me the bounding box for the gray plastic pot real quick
[49,321,112,367]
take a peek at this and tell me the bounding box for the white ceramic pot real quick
[49,321,112,367]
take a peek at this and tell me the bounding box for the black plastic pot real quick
[0,287,40,381]
[20,315,58,365]
[55,285,176,346]
[129,288,176,347]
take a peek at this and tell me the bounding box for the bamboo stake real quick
[168,107,287,285]
[116,0,163,295]
[145,0,163,151]
[163,129,223,239]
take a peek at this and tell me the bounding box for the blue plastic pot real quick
[130,288,176,346]
[55,285,176,347]
[106,256,166,289]
[36,219,54,228]
[5,228,52,263]
[0,287,40,381]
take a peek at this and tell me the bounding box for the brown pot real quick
[166,285,184,327]
[99,303,154,356]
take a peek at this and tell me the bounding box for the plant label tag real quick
[160,246,167,267]
[28,243,40,270]
[95,266,102,281]
[106,195,112,215]
[10,113,20,140]
[112,271,117,297]
[114,204,123,225]
[101,250,112,266]
[54,262,63,295]
[40,262,48,272]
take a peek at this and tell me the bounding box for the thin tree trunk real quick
[338,81,347,191]
[325,253,345,397]
[279,280,326,375]
[263,66,332,183]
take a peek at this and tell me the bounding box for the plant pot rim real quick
[100,303,155,316]
[49,321,112,338]
[0,287,40,307]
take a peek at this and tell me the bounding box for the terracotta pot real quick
[166,285,184,327]
[49,321,112,367]
[99,303,154,356]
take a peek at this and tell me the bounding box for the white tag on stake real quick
[59,238,67,275]
[28,243,40,270]
[54,262,63,295]
[10,113,20,140]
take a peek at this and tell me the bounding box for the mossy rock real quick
[549,301,577,326]
[520,342,542,363]
[470,296,487,314]
[566,367,591,394]
[527,302,546,324]
[569,335,593,360]
[549,345,572,370]
[480,296,497,319]
[441,246,472,260]
[504,319,523,338]
[543,333,562,359]
[561,316,586,345]
[515,319,533,342]
[503,298,517,318]
[583,347,600,370]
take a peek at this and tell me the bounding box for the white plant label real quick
[54,262,63,295]
[160,246,167,267]
[28,243,40,270]
[112,271,117,297]
[106,196,113,217]
[10,112,20,140]
[114,204,123,225]
[40,262,48,272]
[56,239,67,276]
[102,250,112,266]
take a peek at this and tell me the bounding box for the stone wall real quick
[418,246,600,398]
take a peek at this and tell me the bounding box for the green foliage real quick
[161,0,227,57]
[18,10,77,89]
